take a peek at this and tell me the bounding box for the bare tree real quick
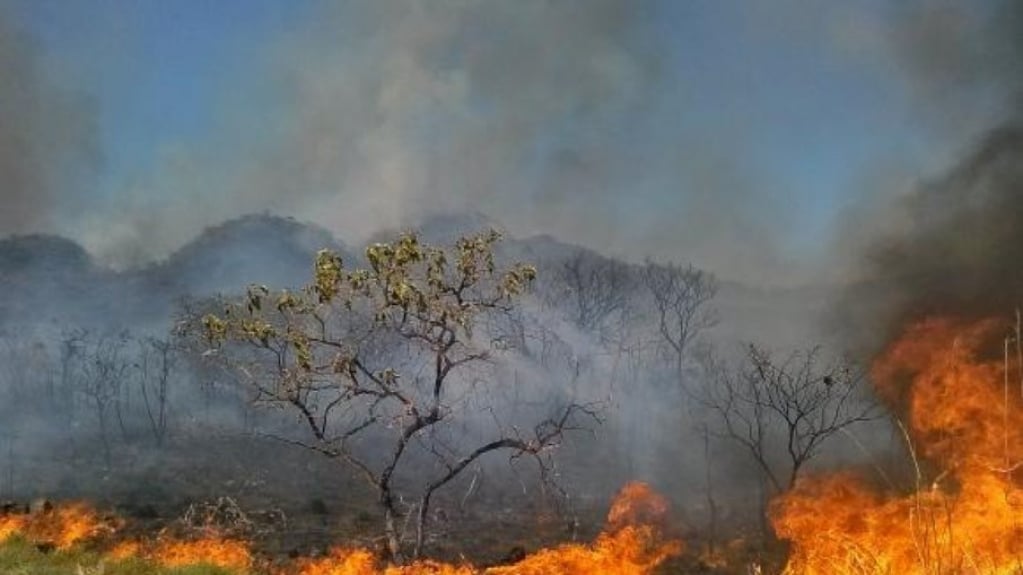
[0,334,50,410]
[174,296,254,431]
[194,230,598,562]
[58,328,87,419]
[545,251,634,338]
[642,260,718,385]
[135,336,176,447]
[697,344,877,494]
[75,331,131,465]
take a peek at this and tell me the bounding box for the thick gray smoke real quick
[63,0,800,286]
[886,0,1022,139]
[836,0,1023,347]
[76,0,662,268]
[0,10,98,235]
[0,2,919,538]
[838,125,1023,347]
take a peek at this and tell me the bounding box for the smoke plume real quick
[0,10,98,235]
[55,0,803,286]
[837,0,1023,346]
[76,0,661,267]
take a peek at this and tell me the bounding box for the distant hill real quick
[0,234,120,327]
[140,213,349,296]
[0,211,837,348]
[0,214,350,329]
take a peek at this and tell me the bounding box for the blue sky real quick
[1,0,1001,285]
[9,0,308,185]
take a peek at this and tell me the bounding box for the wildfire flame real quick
[0,501,252,570]
[0,502,111,550]
[149,535,254,570]
[99,533,255,571]
[0,481,679,574]
[293,481,682,575]
[107,538,142,560]
[0,513,24,543]
[291,550,475,575]
[773,317,1023,574]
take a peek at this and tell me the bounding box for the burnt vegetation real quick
[0,215,878,572]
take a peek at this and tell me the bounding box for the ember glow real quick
[0,482,679,574]
[291,551,474,575]
[484,482,681,575]
[0,502,112,550]
[148,536,254,570]
[0,501,252,570]
[292,481,682,575]
[104,534,254,570]
[773,317,1023,574]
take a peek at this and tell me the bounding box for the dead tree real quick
[194,230,598,562]
[642,260,717,386]
[545,251,634,339]
[135,336,175,447]
[0,335,46,409]
[58,328,87,419]
[697,344,877,494]
[75,331,131,465]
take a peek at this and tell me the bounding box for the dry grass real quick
[0,536,237,575]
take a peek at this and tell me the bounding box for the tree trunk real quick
[756,474,771,540]
[413,493,434,559]
[381,490,403,563]
[97,404,111,467]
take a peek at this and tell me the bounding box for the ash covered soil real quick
[3,434,772,574]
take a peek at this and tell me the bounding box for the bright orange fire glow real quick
[0,482,679,573]
[149,535,254,570]
[292,481,682,575]
[0,513,25,543]
[485,524,679,575]
[0,502,110,550]
[291,549,475,575]
[0,501,253,570]
[107,538,142,560]
[773,317,1023,574]
[101,531,253,571]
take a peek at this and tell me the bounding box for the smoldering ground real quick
[5,0,1020,560]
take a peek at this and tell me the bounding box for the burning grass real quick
[0,502,115,551]
[0,536,237,575]
[0,481,681,574]
[290,482,681,575]
[772,317,1023,574]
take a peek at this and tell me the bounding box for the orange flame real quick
[485,524,680,575]
[149,535,254,571]
[0,482,678,574]
[293,481,682,575]
[107,538,142,560]
[0,502,110,550]
[773,317,1023,574]
[103,531,253,571]
[291,549,474,575]
[0,513,26,543]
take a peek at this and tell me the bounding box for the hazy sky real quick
[1,0,1013,285]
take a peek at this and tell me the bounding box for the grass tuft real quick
[0,537,240,575]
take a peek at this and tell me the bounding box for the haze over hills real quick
[0,208,856,548]
[0,211,832,351]
[0,214,347,329]
[0,1,1017,568]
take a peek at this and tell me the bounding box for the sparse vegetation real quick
[7,221,1007,575]
[0,537,236,575]
[192,230,600,562]
[697,345,877,494]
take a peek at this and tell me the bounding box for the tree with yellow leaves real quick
[194,229,597,562]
